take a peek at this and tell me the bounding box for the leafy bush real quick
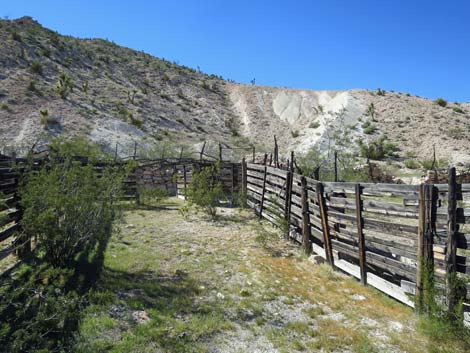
[453,106,465,114]
[435,98,448,107]
[19,157,124,267]
[359,135,397,160]
[377,88,385,96]
[185,163,223,218]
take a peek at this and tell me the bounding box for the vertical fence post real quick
[252,146,255,163]
[241,158,247,197]
[183,164,187,198]
[334,151,338,182]
[355,183,366,285]
[416,184,426,311]
[219,143,223,161]
[317,182,334,266]
[133,141,137,160]
[446,167,458,316]
[284,169,292,235]
[231,163,235,195]
[284,152,294,237]
[259,154,268,219]
[259,154,268,218]
[416,183,436,313]
[301,176,312,255]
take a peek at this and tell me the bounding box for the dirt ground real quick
[73,198,467,353]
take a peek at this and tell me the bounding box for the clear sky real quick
[2,0,470,102]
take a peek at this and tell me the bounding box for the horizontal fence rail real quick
[0,155,242,274]
[244,162,470,324]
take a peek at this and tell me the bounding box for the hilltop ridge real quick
[0,17,469,166]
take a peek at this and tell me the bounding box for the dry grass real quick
[73,197,469,352]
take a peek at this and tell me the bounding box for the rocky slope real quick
[1,17,469,165]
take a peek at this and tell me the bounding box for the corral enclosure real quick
[243,160,470,324]
[1,153,469,325]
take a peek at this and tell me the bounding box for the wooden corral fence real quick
[0,155,242,273]
[174,161,242,198]
[0,154,138,272]
[243,159,470,323]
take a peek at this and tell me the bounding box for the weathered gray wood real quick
[317,182,334,266]
[259,157,268,219]
[446,167,458,316]
[356,184,367,285]
[301,176,312,254]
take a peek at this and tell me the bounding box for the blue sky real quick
[2,0,470,101]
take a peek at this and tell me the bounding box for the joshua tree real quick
[56,72,74,99]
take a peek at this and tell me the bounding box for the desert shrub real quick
[404,159,420,169]
[359,135,396,160]
[291,130,300,138]
[129,115,143,128]
[0,103,10,111]
[452,106,464,114]
[362,119,377,134]
[419,158,448,170]
[30,60,43,75]
[11,31,22,42]
[309,121,320,129]
[137,186,169,206]
[377,88,385,96]
[56,72,74,99]
[435,98,448,107]
[19,155,124,267]
[39,109,55,128]
[185,163,223,218]
[48,136,110,162]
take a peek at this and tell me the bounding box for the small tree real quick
[19,139,125,267]
[185,163,223,218]
[56,72,74,99]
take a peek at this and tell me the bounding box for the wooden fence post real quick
[183,164,187,197]
[334,151,338,182]
[317,182,334,266]
[284,152,294,237]
[219,143,223,161]
[200,141,206,162]
[241,158,247,196]
[284,169,292,233]
[301,176,312,255]
[259,155,268,219]
[231,163,235,195]
[445,167,458,316]
[252,146,255,163]
[416,183,436,313]
[355,183,366,285]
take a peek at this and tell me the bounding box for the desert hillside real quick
[0,17,469,165]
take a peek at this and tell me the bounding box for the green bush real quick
[137,186,169,206]
[19,157,124,267]
[419,158,448,170]
[359,135,397,160]
[452,106,465,114]
[185,163,223,218]
[404,159,420,169]
[309,121,320,129]
[435,98,447,107]
[56,72,74,99]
